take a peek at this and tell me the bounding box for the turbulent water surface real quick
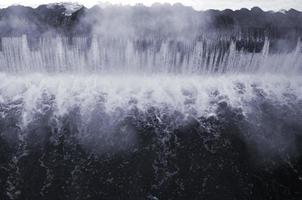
[0,71,302,199]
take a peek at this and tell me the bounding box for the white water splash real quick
[0,73,301,127]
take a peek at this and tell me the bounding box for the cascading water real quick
[0,35,301,73]
[1,6,302,200]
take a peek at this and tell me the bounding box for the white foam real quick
[0,73,301,127]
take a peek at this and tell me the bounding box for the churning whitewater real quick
[1,72,302,199]
[1,3,302,200]
[0,73,301,127]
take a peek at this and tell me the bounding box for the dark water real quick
[0,74,301,200]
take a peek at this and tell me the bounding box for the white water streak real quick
[0,36,301,74]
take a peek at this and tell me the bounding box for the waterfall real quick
[0,35,301,74]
